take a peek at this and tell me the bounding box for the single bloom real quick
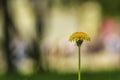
[69,32,90,46]
[69,32,90,42]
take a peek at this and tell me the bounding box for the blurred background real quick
[0,0,120,80]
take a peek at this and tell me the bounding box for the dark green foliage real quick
[1,70,120,80]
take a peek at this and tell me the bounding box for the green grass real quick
[1,70,120,80]
[82,70,120,80]
[0,71,77,80]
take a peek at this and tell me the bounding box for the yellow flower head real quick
[69,32,90,46]
[69,32,90,42]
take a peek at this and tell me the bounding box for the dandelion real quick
[69,32,90,80]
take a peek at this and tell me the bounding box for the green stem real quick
[78,46,80,80]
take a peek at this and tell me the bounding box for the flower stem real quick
[78,46,80,80]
